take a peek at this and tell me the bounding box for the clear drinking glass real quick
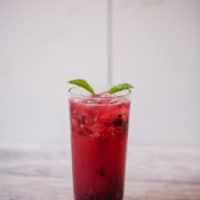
[69,88,131,200]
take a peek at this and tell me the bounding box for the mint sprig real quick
[68,79,134,95]
[108,83,134,94]
[68,79,95,95]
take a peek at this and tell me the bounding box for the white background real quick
[0,0,200,146]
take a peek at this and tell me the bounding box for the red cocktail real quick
[69,89,131,200]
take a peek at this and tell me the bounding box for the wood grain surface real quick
[0,144,200,200]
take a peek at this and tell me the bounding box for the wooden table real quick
[0,144,200,200]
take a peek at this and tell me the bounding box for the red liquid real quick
[69,96,130,200]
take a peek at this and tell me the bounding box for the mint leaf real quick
[108,83,134,94]
[68,79,95,95]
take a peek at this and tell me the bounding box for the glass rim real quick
[68,87,131,100]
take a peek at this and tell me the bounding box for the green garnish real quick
[68,79,134,95]
[68,79,95,95]
[108,83,134,94]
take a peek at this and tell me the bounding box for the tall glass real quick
[69,88,131,200]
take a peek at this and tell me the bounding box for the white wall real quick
[0,0,107,144]
[0,0,200,145]
[113,0,200,145]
